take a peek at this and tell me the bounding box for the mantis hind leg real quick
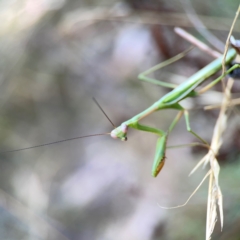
[138,46,194,89]
[183,109,209,145]
[167,104,209,145]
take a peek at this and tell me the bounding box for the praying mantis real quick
[110,45,240,177]
[4,28,240,178]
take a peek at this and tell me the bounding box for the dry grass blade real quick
[158,170,211,209]
[204,97,240,110]
[189,5,240,240]
[204,76,234,240]
[203,55,235,240]
[174,27,222,58]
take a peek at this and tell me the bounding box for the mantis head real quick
[110,123,128,141]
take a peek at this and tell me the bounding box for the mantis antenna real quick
[0,98,115,154]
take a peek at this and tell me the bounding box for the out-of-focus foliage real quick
[0,0,239,239]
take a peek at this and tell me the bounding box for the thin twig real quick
[174,27,222,58]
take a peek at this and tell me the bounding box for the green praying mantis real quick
[110,47,240,177]
[3,28,240,178]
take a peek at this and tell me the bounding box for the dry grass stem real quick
[158,170,211,209]
[174,27,222,58]
[190,5,240,240]
[204,97,240,110]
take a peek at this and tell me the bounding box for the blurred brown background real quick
[0,0,240,239]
